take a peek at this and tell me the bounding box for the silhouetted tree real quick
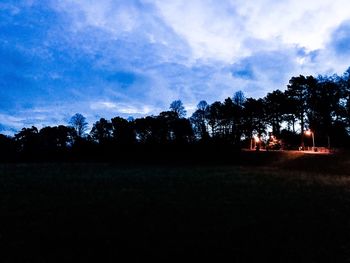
[242,98,266,142]
[158,111,181,142]
[5,66,350,162]
[221,98,235,139]
[233,90,245,108]
[170,100,186,118]
[190,100,210,141]
[90,118,112,144]
[207,101,223,137]
[111,116,136,144]
[39,125,75,151]
[232,91,246,144]
[264,90,287,136]
[197,100,209,111]
[134,116,165,144]
[69,113,88,137]
[307,76,345,147]
[283,90,298,133]
[14,126,39,155]
[286,75,317,146]
[171,117,194,143]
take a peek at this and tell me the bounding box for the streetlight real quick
[253,135,260,151]
[305,130,315,151]
[251,135,260,150]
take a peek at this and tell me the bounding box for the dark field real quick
[1,151,350,262]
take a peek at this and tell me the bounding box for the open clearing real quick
[1,151,350,262]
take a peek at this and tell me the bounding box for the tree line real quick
[1,68,350,162]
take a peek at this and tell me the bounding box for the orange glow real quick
[305,130,312,136]
[254,136,260,143]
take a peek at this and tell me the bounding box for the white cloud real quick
[52,0,350,79]
[53,1,138,35]
[90,101,155,115]
[0,113,24,129]
[152,0,350,61]
[3,0,350,133]
[90,101,118,110]
[149,0,244,62]
[234,0,350,51]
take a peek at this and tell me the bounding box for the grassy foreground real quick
[1,151,350,262]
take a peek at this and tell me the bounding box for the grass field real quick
[1,151,350,262]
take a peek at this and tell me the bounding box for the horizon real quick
[1,0,350,135]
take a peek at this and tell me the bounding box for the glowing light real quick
[305,130,312,136]
[254,136,260,143]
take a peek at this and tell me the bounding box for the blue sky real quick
[1,0,350,134]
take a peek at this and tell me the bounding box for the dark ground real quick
[1,151,350,262]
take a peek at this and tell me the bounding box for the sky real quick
[1,0,350,134]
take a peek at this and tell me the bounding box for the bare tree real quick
[69,113,88,137]
[233,90,246,107]
[170,100,186,118]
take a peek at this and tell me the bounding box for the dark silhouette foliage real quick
[2,67,350,162]
[90,118,112,144]
[111,117,136,145]
[190,100,210,141]
[69,113,88,137]
[170,100,187,118]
